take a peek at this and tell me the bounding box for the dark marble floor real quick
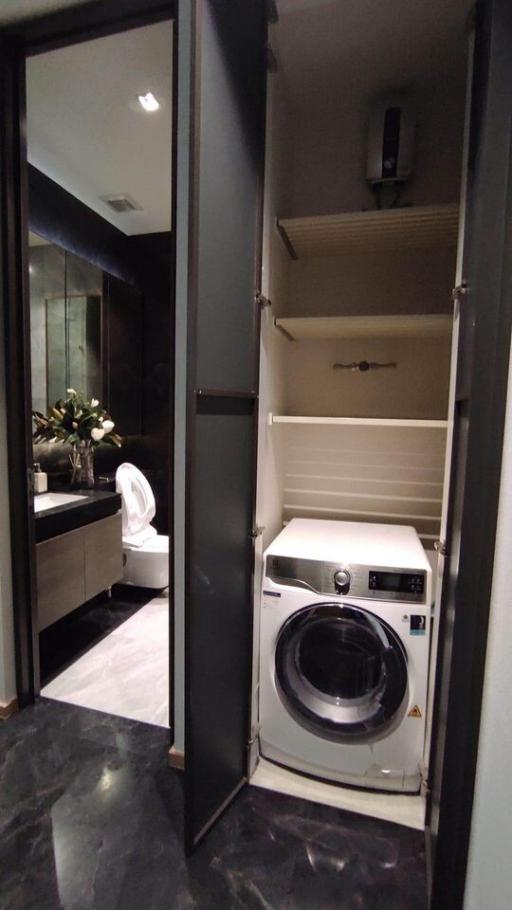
[39,584,155,684]
[0,699,427,910]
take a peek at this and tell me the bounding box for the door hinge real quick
[247,725,260,748]
[434,539,448,556]
[255,290,272,309]
[421,779,431,799]
[266,44,278,73]
[250,525,265,540]
[266,0,279,25]
[452,282,468,303]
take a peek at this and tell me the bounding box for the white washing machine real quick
[259,518,432,792]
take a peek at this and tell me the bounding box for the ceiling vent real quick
[100,193,142,213]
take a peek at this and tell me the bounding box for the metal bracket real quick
[266,0,279,24]
[434,539,448,556]
[333,360,397,372]
[250,525,265,540]
[273,318,295,342]
[266,44,278,73]
[27,466,35,495]
[247,725,261,748]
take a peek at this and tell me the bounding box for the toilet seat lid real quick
[115,462,156,537]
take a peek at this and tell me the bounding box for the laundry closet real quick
[170,0,499,868]
[248,0,470,825]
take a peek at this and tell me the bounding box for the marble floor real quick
[0,699,428,910]
[39,584,156,684]
[251,757,425,831]
[41,593,169,727]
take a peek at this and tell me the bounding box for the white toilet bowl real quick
[115,462,169,589]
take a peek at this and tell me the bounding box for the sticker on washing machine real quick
[410,615,426,635]
[408,705,423,718]
[262,590,281,608]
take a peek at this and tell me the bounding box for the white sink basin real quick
[34,492,87,514]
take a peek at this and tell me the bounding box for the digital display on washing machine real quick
[369,571,425,596]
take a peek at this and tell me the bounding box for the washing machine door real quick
[275,603,408,743]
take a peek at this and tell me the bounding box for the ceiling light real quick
[138,92,160,112]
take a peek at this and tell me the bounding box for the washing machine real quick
[259,518,432,792]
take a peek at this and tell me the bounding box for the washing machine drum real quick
[275,603,408,744]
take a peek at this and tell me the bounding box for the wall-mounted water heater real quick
[367,91,415,186]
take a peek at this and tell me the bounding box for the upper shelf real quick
[274,313,453,341]
[272,415,448,428]
[277,203,460,259]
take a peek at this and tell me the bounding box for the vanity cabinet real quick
[36,513,123,631]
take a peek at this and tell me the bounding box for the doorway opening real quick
[25,17,175,729]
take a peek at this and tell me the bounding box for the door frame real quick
[0,0,177,722]
[426,0,512,906]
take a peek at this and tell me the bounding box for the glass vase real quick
[70,441,95,489]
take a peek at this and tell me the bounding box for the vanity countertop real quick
[34,489,122,543]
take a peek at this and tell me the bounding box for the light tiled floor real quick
[41,593,169,727]
[251,756,426,830]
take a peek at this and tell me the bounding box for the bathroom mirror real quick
[29,231,103,413]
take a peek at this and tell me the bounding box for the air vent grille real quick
[100,193,142,213]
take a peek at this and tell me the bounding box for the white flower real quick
[67,388,77,396]
[102,419,114,432]
[91,428,105,441]
[90,398,99,407]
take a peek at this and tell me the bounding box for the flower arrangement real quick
[33,389,122,488]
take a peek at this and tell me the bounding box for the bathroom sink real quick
[33,492,87,513]
[33,489,121,542]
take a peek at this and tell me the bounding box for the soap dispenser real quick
[33,463,48,494]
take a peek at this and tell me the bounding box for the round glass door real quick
[275,603,408,743]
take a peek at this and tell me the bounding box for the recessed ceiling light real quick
[138,92,160,112]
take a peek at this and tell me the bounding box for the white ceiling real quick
[12,1,472,235]
[274,0,472,104]
[26,21,173,235]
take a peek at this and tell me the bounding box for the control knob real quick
[334,569,351,594]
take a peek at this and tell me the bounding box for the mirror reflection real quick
[29,232,102,414]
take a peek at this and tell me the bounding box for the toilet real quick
[115,463,169,589]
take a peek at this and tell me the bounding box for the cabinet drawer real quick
[84,512,123,601]
[37,526,86,631]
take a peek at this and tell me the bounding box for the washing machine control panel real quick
[266,556,427,604]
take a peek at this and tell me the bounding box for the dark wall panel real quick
[103,274,143,437]
[128,231,173,432]
[129,231,174,532]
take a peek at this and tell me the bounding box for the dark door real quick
[182,0,267,850]
[427,1,512,906]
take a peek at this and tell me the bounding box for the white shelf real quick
[272,415,448,428]
[274,314,452,341]
[277,203,459,259]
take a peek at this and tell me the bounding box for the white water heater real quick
[367,91,415,185]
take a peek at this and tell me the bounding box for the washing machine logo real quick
[410,615,426,635]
